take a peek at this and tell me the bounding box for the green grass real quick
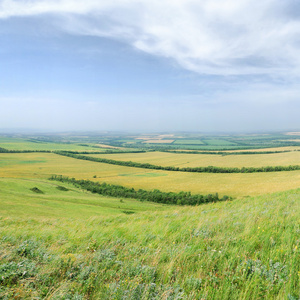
[0,180,299,299]
[0,137,106,152]
[0,178,167,218]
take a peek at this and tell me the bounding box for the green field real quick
[202,139,238,146]
[0,137,106,151]
[1,134,300,299]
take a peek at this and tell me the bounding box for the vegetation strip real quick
[50,175,230,205]
[0,147,51,153]
[55,151,300,173]
[0,147,146,154]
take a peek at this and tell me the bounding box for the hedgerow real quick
[49,175,230,206]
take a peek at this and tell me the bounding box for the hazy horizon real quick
[0,128,298,136]
[1,0,300,132]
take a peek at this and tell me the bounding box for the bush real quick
[30,187,44,194]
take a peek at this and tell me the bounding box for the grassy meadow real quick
[1,134,300,299]
[0,178,167,218]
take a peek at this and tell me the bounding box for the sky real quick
[0,0,300,133]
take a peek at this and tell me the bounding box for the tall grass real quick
[1,182,299,299]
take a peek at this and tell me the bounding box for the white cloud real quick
[1,0,300,76]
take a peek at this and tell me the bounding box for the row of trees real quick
[162,150,294,155]
[0,147,51,153]
[55,151,300,173]
[50,175,230,206]
[0,146,146,155]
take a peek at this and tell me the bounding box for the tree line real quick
[161,150,295,155]
[54,151,300,173]
[0,147,146,155]
[0,147,51,153]
[49,175,230,206]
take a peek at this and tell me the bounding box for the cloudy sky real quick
[0,0,300,132]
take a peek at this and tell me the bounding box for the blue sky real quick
[0,0,300,132]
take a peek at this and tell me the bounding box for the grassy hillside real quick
[0,178,167,218]
[0,179,299,299]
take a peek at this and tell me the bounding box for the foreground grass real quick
[0,181,299,299]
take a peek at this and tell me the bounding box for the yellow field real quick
[286,132,300,135]
[279,139,300,142]
[88,151,300,168]
[172,146,300,152]
[1,153,300,197]
[95,143,122,149]
[142,139,174,143]
[224,146,300,152]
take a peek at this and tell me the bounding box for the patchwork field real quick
[99,132,300,150]
[88,151,300,168]
[1,153,300,197]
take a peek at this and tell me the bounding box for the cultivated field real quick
[1,153,300,197]
[0,178,167,218]
[95,132,300,150]
[88,151,300,168]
